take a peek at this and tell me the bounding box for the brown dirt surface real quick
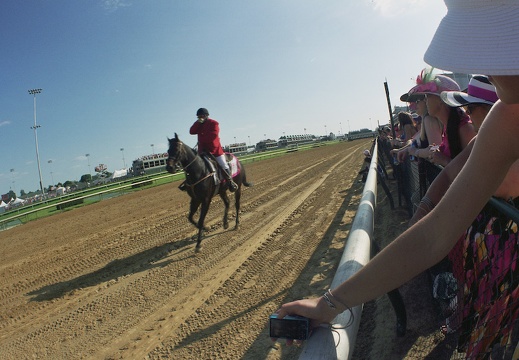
[0,140,461,359]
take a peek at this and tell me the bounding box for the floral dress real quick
[448,199,519,359]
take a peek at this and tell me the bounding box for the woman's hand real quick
[397,149,409,162]
[272,296,340,345]
[430,150,450,166]
[408,146,418,157]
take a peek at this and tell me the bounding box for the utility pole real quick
[28,88,45,199]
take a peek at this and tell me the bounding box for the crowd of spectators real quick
[372,70,517,358]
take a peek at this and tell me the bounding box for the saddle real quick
[178,152,239,192]
[201,153,239,184]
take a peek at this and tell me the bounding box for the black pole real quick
[384,80,396,138]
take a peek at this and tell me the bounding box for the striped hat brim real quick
[440,92,495,107]
[441,75,498,107]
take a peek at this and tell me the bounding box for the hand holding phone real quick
[269,314,310,340]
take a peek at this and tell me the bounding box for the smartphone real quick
[269,314,310,340]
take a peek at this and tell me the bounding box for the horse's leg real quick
[188,198,201,229]
[234,186,241,230]
[219,190,230,230]
[195,199,211,251]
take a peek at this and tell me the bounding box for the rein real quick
[184,172,216,189]
[170,140,216,189]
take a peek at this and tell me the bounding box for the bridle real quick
[167,140,195,170]
[167,140,215,187]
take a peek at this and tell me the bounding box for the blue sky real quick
[0,0,447,195]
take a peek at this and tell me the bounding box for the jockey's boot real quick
[223,169,238,192]
[178,181,187,191]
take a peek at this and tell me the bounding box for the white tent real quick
[0,200,7,213]
[111,168,128,180]
[9,198,26,208]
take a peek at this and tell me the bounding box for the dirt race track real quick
[0,140,455,360]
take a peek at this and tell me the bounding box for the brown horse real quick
[166,133,252,251]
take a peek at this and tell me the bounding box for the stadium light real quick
[85,153,91,178]
[28,88,45,199]
[48,160,54,186]
[10,168,15,194]
[120,148,126,168]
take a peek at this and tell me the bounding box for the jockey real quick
[189,108,238,192]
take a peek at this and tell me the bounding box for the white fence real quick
[299,140,380,359]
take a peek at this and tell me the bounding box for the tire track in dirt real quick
[103,142,362,359]
[0,140,370,359]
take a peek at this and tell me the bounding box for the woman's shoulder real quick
[423,115,440,124]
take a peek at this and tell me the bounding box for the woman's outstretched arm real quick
[277,101,519,326]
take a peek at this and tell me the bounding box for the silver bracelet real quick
[323,289,349,312]
[420,196,436,211]
[323,290,355,328]
[323,291,337,309]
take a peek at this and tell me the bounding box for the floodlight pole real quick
[120,148,126,168]
[85,153,91,178]
[10,168,15,195]
[48,160,55,186]
[29,88,45,199]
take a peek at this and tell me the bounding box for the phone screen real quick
[269,315,309,340]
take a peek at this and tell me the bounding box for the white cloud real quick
[0,120,11,127]
[370,0,427,17]
[102,0,131,12]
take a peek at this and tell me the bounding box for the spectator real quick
[378,126,396,170]
[408,71,477,167]
[276,0,519,357]
[390,111,418,158]
[441,75,498,132]
[397,92,444,189]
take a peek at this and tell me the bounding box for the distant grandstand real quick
[347,128,376,141]
[132,153,169,175]
[224,142,248,155]
[278,134,315,147]
[255,139,279,152]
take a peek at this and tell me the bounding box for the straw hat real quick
[441,75,498,107]
[424,0,519,75]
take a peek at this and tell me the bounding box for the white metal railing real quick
[299,140,379,359]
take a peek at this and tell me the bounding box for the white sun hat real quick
[424,0,519,75]
[441,75,498,107]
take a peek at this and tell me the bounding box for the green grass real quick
[0,140,339,228]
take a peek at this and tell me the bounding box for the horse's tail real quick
[241,169,253,187]
[238,160,253,187]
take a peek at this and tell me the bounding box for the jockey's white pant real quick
[215,154,230,171]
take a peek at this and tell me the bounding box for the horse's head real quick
[166,133,183,174]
